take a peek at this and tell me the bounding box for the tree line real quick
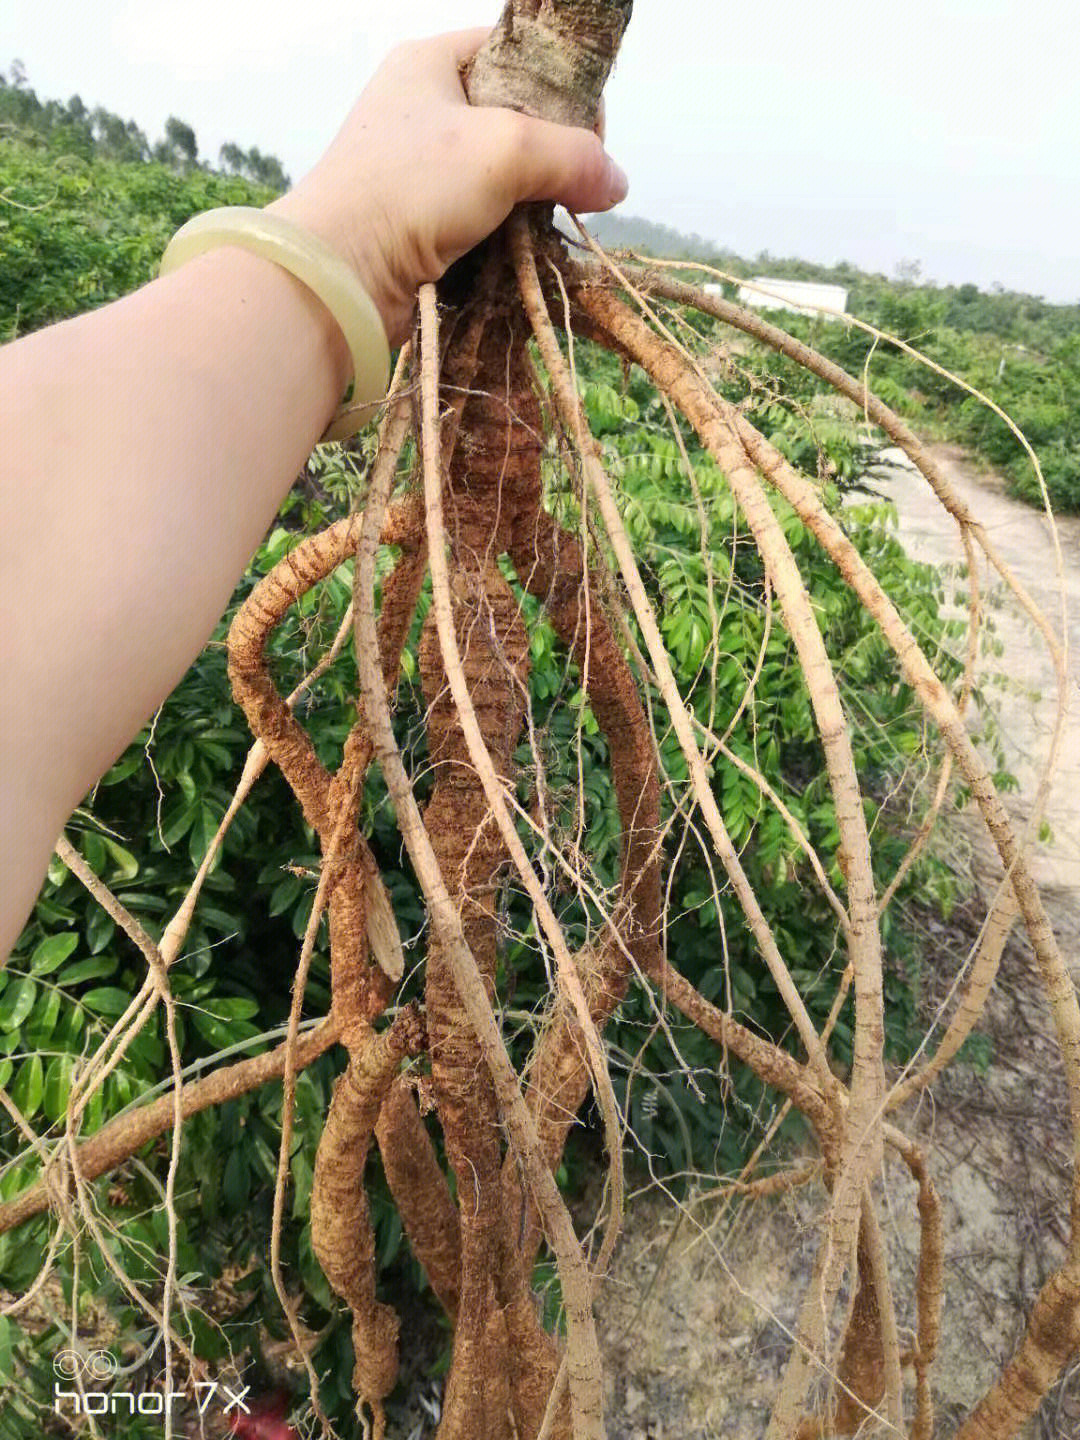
[3,61,1075,511]
[0,61,289,190]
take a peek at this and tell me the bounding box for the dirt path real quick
[872,443,1080,911]
[593,448,1080,1440]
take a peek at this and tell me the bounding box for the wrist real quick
[266,187,403,347]
[157,245,351,437]
[240,239,352,398]
[161,206,391,438]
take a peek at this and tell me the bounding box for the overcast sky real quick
[3,0,1077,302]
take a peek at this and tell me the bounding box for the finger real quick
[443,26,495,67]
[409,27,493,95]
[497,114,628,215]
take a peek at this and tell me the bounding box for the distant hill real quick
[567,210,882,292]
[565,209,1080,335]
[569,210,734,263]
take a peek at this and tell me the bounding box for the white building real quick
[704,277,848,321]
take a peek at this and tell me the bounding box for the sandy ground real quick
[593,446,1080,1440]
[870,443,1080,901]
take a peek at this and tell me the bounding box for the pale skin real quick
[0,28,628,960]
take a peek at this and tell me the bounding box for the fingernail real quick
[607,159,629,206]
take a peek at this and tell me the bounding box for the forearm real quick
[0,248,351,957]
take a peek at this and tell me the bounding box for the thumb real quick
[505,114,629,215]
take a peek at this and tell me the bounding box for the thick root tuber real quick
[311,1007,425,1427]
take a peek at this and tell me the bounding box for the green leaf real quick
[251,1131,279,1181]
[208,997,260,1021]
[379,1208,403,1268]
[59,954,118,986]
[297,1222,334,1310]
[80,831,108,875]
[81,986,133,1016]
[29,933,78,976]
[106,1069,136,1112]
[198,739,233,767]
[34,897,77,927]
[55,1005,86,1047]
[732,966,758,1002]
[25,987,62,1047]
[0,1315,12,1382]
[83,1086,104,1133]
[100,750,143,785]
[195,903,242,934]
[223,1148,249,1211]
[188,802,223,866]
[85,906,116,955]
[11,1054,44,1118]
[191,1009,257,1049]
[46,854,70,887]
[128,1023,165,1070]
[291,1150,313,1217]
[43,1054,75,1122]
[161,800,198,848]
[102,836,139,881]
[0,977,37,1031]
[268,874,303,917]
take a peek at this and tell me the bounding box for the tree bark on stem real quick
[466,0,633,127]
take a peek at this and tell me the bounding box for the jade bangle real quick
[160,206,391,441]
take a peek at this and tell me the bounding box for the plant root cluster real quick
[3,207,1077,1440]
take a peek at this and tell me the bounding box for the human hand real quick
[268,28,628,345]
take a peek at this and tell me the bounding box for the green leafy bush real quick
[0,140,275,340]
[801,287,1080,511]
